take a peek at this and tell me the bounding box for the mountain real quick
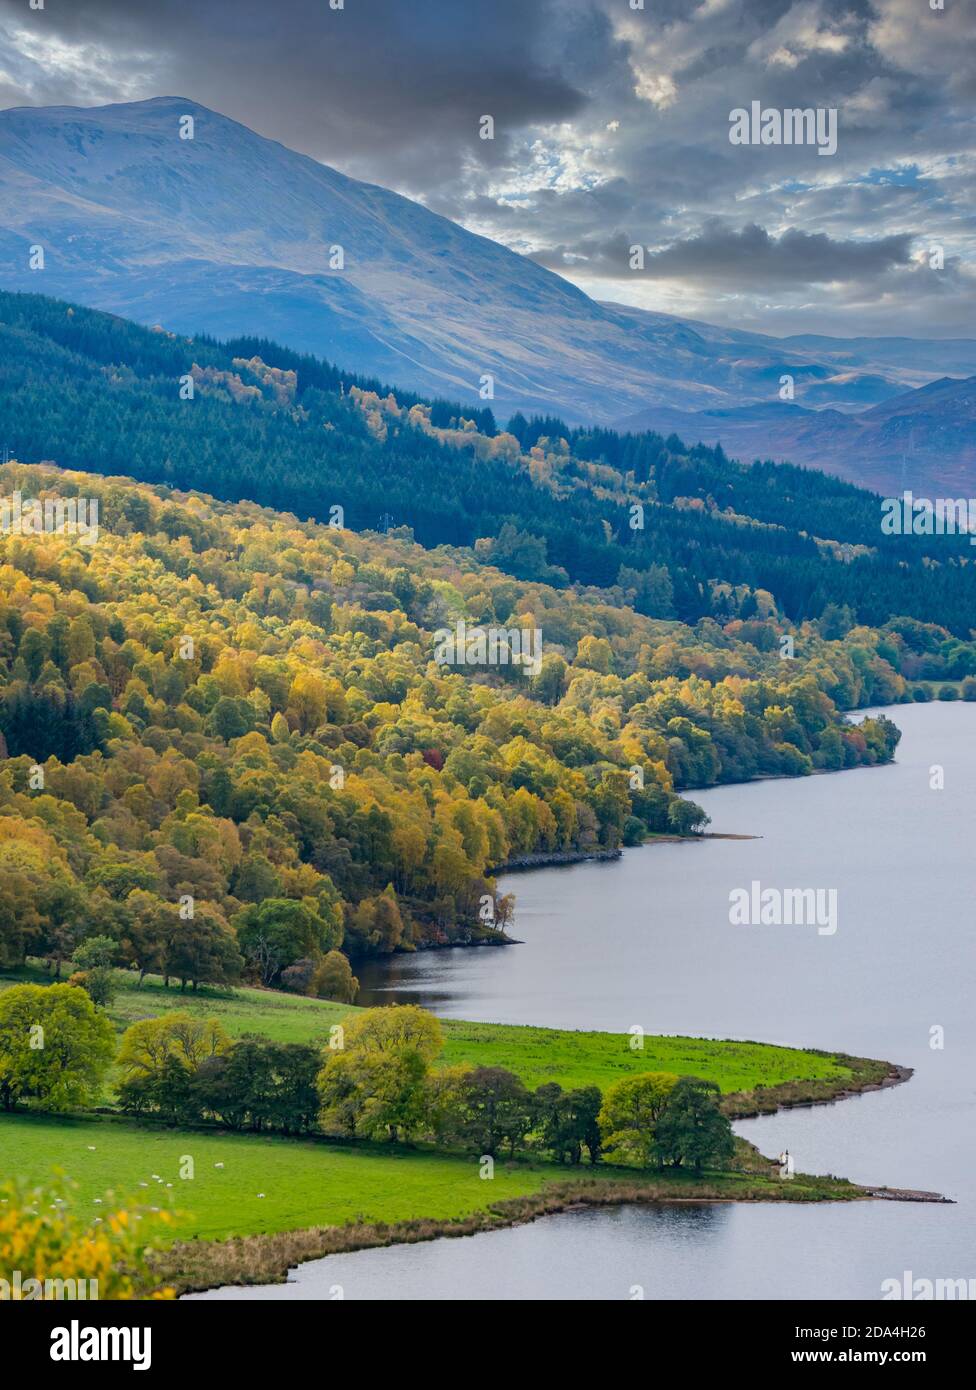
[2,96,974,431]
[615,375,976,496]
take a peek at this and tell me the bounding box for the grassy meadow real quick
[0,1110,859,1251]
[1,963,851,1094]
[0,1111,552,1242]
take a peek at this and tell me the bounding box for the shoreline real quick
[171,1156,951,1299]
[443,726,907,932]
[491,831,761,876]
[160,1051,923,1297]
[167,1171,867,1298]
[491,847,622,872]
[721,1057,912,1120]
[484,755,904,881]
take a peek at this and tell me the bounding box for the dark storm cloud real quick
[0,0,587,187]
[536,223,914,285]
[0,0,973,334]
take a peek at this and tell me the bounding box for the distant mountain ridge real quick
[616,375,976,497]
[2,94,975,452]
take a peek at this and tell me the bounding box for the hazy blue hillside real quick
[616,375,976,496]
[2,96,972,430]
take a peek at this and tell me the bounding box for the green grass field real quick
[0,1111,853,1250]
[1,964,851,1095]
[0,1111,556,1241]
[436,1020,847,1092]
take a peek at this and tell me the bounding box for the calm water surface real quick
[194,702,975,1299]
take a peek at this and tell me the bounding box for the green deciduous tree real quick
[0,983,115,1113]
[317,1005,443,1142]
[233,897,340,984]
[69,935,121,1007]
[653,1076,736,1172]
[598,1071,678,1167]
[535,1082,602,1164]
[449,1066,534,1158]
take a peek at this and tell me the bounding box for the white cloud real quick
[632,70,678,109]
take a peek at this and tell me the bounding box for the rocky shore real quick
[493,847,623,872]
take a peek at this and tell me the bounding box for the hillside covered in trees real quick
[0,461,924,988]
[2,291,976,636]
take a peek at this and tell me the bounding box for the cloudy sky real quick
[1,0,973,336]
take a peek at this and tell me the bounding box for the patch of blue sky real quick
[861,165,923,187]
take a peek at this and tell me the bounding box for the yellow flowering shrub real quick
[0,1176,175,1300]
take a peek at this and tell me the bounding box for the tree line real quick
[0,987,735,1175]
